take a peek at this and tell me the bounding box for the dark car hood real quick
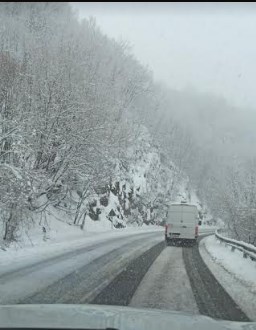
[0,304,255,330]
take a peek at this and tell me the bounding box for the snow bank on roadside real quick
[203,235,256,288]
[216,231,256,251]
[199,225,218,230]
[198,226,217,235]
[199,235,256,321]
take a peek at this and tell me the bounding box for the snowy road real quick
[183,238,249,321]
[1,229,251,322]
[92,233,250,322]
[130,246,199,314]
[0,231,162,304]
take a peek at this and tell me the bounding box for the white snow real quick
[0,163,23,180]
[0,231,163,304]
[199,225,218,235]
[216,232,256,251]
[130,246,199,314]
[200,235,256,321]
[203,235,256,290]
[0,214,162,275]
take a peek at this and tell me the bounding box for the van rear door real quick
[167,204,197,240]
[166,205,182,239]
[180,206,197,239]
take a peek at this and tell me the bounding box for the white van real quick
[165,202,201,245]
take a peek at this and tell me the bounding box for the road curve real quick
[18,232,162,304]
[96,234,250,322]
[0,231,162,304]
[1,229,251,322]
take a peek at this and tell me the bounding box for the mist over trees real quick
[143,89,256,245]
[0,2,255,246]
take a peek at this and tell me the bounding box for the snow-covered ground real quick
[199,225,218,235]
[130,246,198,314]
[0,207,215,273]
[0,219,162,275]
[0,231,163,304]
[199,235,256,321]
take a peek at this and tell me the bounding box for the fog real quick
[0,3,255,247]
[70,2,256,242]
[71,2,256,110]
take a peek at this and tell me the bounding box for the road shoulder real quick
[199,235,256,321]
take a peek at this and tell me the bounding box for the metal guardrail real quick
[215,229,256,261]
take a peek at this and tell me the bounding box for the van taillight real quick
[195,225,199,237]
[165,224,168,234]
[165,224,171,234]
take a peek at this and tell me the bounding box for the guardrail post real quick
[231,246,235,252]
[243,251,248,259]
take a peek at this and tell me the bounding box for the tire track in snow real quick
[183,236,250,321]
[91,241,165,306]
[0,232,161,304]
[18,233,162,304]
[129,246,199,314]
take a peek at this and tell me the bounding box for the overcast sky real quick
[71,2,256,109]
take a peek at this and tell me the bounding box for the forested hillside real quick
[0,2,255,247]
[0,3,184,246]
